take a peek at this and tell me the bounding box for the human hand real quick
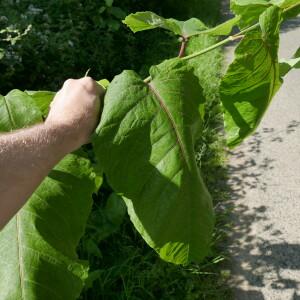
[45,77,104,151]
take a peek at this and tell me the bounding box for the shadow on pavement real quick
[281,17,300,33]
[226,120,300,299]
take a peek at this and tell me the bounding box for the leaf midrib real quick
[3,95,25,298]
[147,82,189,168]
[3,95,16,129]
[16,215,25,299]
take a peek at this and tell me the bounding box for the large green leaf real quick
[123,11,207,37]
[272,0,300,19]
[230,0,270,27]
[271,0,300,8]
[199,16,241,37]
[0,90,99,299]
[231,0,300,27]
[220,6,282,147]
[93,58,214,265]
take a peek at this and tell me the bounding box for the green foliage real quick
[97,79,110,90]
[80,192,127,262]
[79,220,231,300]
[230,0,300,27]
[220,6,282,147]
[230,0,271,27]
[272,0,300,7]
[0,25,31,60]
[0,1,162,92]
[220,1,300,147]
[93,58,214,265]
[25,90,55,117]
[0,90,99,299]
[203,16,241,36]
[123,12,242,38]
[0,0,215,94]
[123,12,207,37]
[81,29,227,300]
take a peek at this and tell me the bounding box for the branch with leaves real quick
[0,0,300,298]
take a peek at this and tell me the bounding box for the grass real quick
[78,2,233,300]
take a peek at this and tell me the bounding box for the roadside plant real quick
[0,0,300,298]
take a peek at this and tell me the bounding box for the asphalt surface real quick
[226,17,300,300]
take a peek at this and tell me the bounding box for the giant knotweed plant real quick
[0,0,300,299]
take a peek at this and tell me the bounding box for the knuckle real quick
[63,78,75,87]
[82,76,93,82]
[80,77,96,92]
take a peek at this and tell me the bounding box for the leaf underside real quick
[123,11,242,38]
[230,0,300,27]
[220,6,282,147]
[123,11,207,37]
[230,0,271,27]
[93,58,214,265]
[0,90,98,300]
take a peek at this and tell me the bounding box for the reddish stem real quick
[178,37,188,58]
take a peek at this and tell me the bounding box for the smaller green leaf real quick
[0,90,42,131]
[220,6,282,147]
[279,47,300,77]
[179,18,207,37]
[200,16,241,36]
[123,11,180,34]
[123,11,206,37]
[25,90,55,117]
[97,79,110,90]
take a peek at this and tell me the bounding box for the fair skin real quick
[0,77,104,229]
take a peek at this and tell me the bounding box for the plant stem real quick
[182,21,262,62]
[182,35,243,61]
[233,23,260,37]
[178,37,188,58]
[178,2,299,62]
[144,3,300,81]
[144,75,151,83]
[143,35,242,83]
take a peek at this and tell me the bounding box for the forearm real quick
[0,123,74,228]
[0,77,102,229]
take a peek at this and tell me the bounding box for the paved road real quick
[226,17,300,300]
